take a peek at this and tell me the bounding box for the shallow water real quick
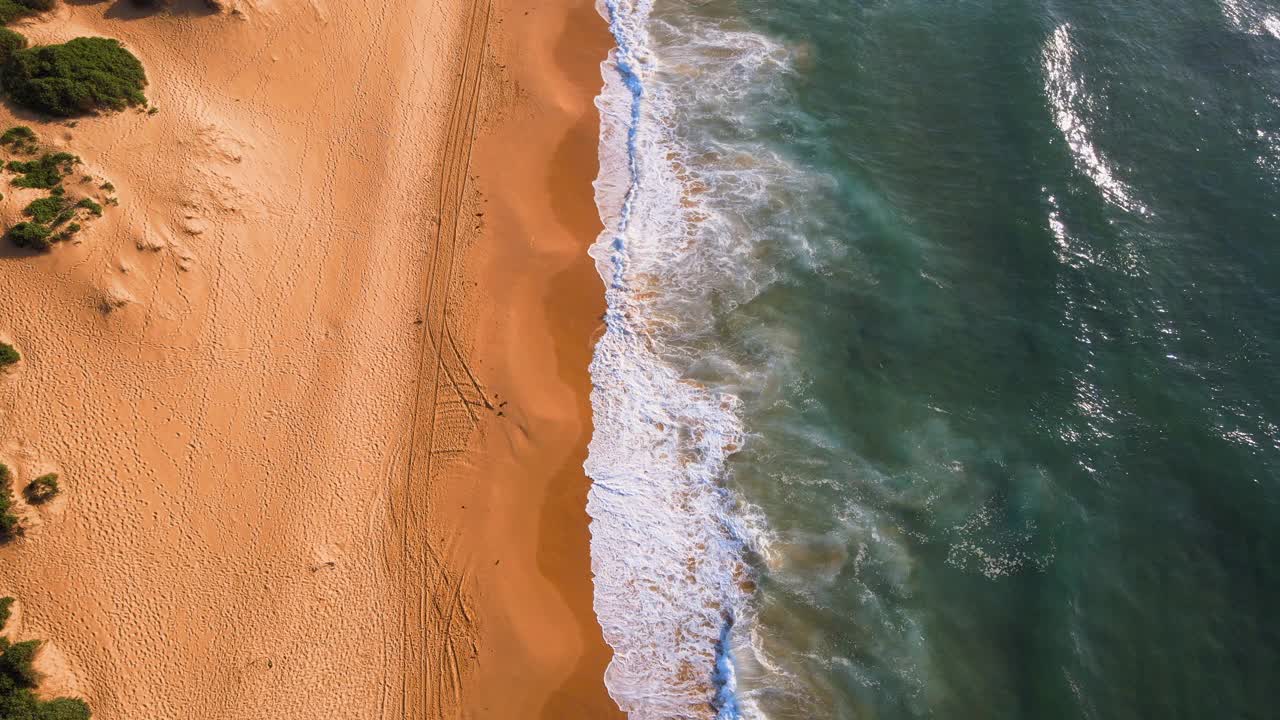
[587,0,1280,717]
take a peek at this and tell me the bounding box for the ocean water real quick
[585,0,1280,718]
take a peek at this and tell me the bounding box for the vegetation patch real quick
[0,342,17,367]
[74,197,101,216]
[0,636,91,719]
[0,465,18,540]
[6,221,49,250]
[55,221,80,242]
[23,473,57,505]
[7,152,78,189]
[0,126,35,158]
[5,37,147,117]
[0,597,12,630]
[0,0,52,26]
[0,28,24,69]
[23,195,68,225]
[129,0,225,13]
[0,127,34,147]
[1,128,108,251]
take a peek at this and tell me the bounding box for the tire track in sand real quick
[394,0,493,717]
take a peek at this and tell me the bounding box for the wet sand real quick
[457,0,624,716]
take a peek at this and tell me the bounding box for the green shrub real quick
[24,194,78,229]
[0,638,39,687]
[7,152,77,189]
[0,0,51,26]
[0,597,12,629]
[99,182,113,192]
[0,127,30,144]
[74,197,101,216]
[0,465,16,540]
[22,195,66,224]
[0,126,33,146]
[0,123,36,154]
[0,342,17,367]
[0,688,90,720]
[0,631,91,719]
[23,474,57,504]
[0,506,17,538]
[6,221,50,250]
[5,37,147,117]
[0,29,24,72]
[36,697,91,719]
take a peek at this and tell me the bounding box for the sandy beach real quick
[0,0,617,718]
[460,0,620,715]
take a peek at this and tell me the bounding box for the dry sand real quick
[0,0,618,718]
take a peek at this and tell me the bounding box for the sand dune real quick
[0,0,615,717]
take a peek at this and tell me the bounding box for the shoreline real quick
[457,0,622,715]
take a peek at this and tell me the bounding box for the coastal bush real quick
[0,506,17,539]
[6,221,49,250]
[75,197,101,216]
[7,152,77,188]
[0,127,33,146]
[0,28,25,68]
[0,464,16,540]
[5,37,147,116]
[0,342,17,367]
[130,0,224,12]
[0,0,53,25]
[0,635,91,719]
[0,692,90,720]
[0,597,12,629]
[33,698,91,719]
[53,221,80,242]
[23,473,57,504]
[23,195,66,224]
[0,638,39,687]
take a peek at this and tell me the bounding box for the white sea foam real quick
[587,1,748,717]
[1222,0,1280,39]
[585,0,804,717]
[1043,24,1150,217]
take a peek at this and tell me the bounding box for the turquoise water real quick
[586,0,1280,717]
